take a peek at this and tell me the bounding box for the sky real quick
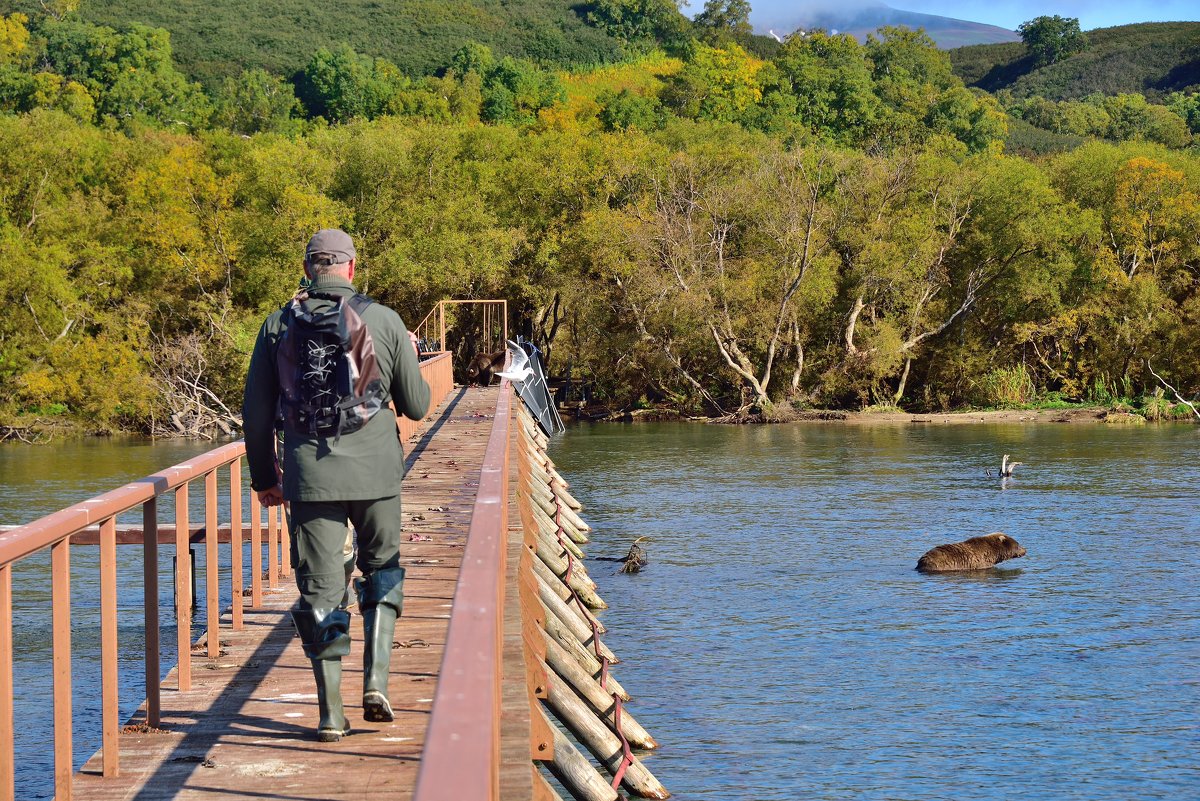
[744,0,1200,32]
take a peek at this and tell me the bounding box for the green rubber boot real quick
[311,658,352,742]
[355,567,405,723]
[291,608,353,741]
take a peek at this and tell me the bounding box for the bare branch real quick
[1147,361,1200,419]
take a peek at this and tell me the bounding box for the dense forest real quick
[0,1,1197,437]
[950,22,1200,101]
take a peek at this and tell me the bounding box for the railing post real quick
[51,538,72,801]
[205,471,220,659]
[250,490,263,607]
[99,517,119,777]
[230,460,244,630]
[0,563,13,801]
[175,483,191,692]
[143,498,160,728]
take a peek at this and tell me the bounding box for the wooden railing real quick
[413,383,513,801]
[0,352,454,801]
[412,299,509,355]
[399,352,451,441]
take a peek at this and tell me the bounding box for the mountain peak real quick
[754,1,1021,48]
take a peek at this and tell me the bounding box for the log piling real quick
[513,402,668,800]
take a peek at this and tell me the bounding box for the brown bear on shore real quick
[465,351,506,386]
[916,532,1026,573]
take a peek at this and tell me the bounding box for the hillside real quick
[950,22,1200,101]
[754,1,1020,48]
[1,0,628,86]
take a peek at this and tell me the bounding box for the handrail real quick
[413,382,513,801]
[399,352,452,442]
[413,299,509,357]
[0,351,455,801]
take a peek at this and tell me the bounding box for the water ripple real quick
[556,422,1200,801]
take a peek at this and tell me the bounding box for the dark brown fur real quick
[916,532,1026,573]
[465,351,506,386]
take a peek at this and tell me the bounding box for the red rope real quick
[610,695,634,789]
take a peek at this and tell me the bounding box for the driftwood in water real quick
[595,537,650,574]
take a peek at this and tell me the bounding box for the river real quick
[3,423,1199,800]
[552,421,1200,801]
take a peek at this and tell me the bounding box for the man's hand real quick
[257,485,285,507]
[408,331,420,356]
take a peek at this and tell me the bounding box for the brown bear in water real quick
[916,532,1026,573]
[465,351,506,386]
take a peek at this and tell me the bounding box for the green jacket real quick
[242,274,431,501]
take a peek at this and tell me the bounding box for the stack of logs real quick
[515,405,670,801]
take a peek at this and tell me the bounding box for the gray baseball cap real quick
[305,228,356,266]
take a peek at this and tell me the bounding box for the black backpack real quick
[276,290,387,439]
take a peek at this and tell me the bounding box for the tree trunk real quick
[894,357,912,404]
[845,295,865,355]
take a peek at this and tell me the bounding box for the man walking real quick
[243,229,430,741]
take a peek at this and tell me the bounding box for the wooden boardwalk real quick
[75,387,500,801]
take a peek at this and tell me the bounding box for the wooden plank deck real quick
[75,386,501,801]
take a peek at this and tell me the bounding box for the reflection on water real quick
[0,437,241,801]
[553,422,1200,801]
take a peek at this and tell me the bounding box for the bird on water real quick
[1000,454,1022,477]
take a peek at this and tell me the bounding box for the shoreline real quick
[4,404,1196,445]
[806,407,1147,426]
[583,405,1197,426]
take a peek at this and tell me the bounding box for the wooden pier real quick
[73,386,498,801]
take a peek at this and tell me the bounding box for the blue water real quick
[553,422,1200,801]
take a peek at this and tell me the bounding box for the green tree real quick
[38,19,209,128]
[479,57,565,125]
[449,42,495,77]
[597,88,663,132]
[299,44,393,122]
[1018,15,1086,67]
[1164,91,1200,134]
[213,68,302,135]
[662,41,763,123]
[694,0,753,41]
[587,0,688,47]
[770,31,880,144]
